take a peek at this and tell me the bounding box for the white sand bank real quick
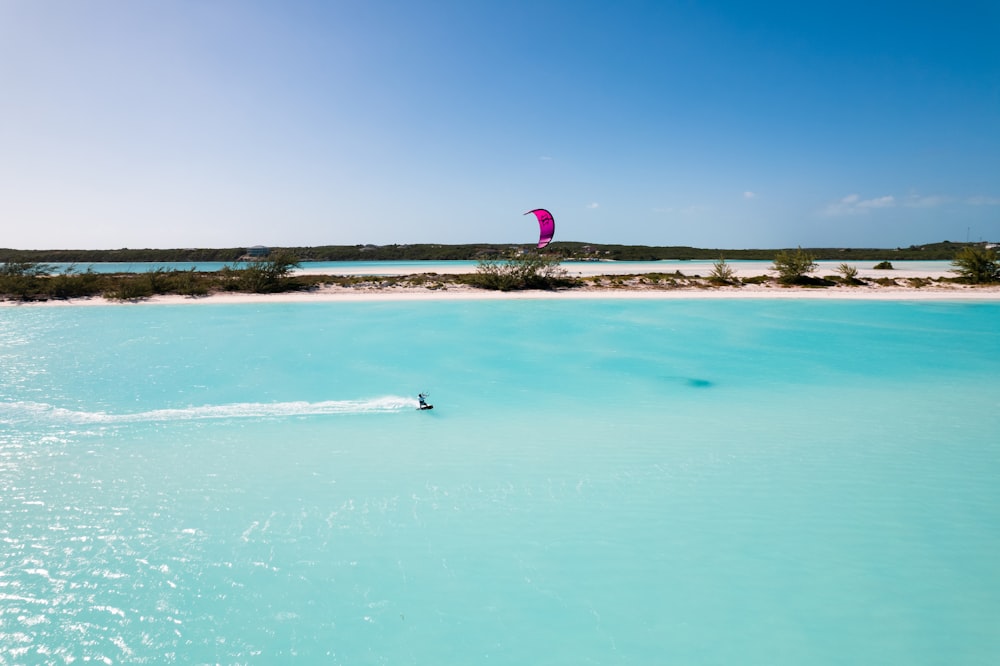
[4,260,998,307]
[6,280,1000,307]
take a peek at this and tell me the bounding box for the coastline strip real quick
[5,283,1000,307]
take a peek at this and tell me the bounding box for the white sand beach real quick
[6,279,1000,307]
[4,262,1000,307]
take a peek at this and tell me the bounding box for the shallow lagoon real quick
[2,299,999,664]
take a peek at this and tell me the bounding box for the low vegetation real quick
[951,245,1000,284]
[469,251,571,291]
[835,263,863,286]
[772,247,818,285]
[709,256,738,285]
[1,254,304,302]
[0,259,55,300]
[219,251,301,293]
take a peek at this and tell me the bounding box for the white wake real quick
[1,396,416,425]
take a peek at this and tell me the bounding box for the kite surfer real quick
[418,393,433,410]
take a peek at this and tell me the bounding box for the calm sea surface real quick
[2,299,999,664]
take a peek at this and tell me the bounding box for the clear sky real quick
[2,0,998,250]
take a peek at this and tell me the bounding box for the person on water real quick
[418,393,429,408]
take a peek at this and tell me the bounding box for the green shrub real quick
[709,256,737,285]
[226,251,302,293]
[0,274,40,300]
[173,269,211,297]
[0,259,54,300]
[48,267,100,298]
[836,263,864,285]
[104,277,153,301]
[951,245,1000,284]
[470,251,570,291]
[873,261,894,270]
[837,263,858,280]
[772,247,817,284]
[144,268,174,294]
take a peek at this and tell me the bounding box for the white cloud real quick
[903,194,947,208]
[743,191,756,199]
[539,156,553,161]
[822,193,895,216]
[857,195,895,209]
[586,202,599,209]
[821,194,860,216]
[821,191,1000,215]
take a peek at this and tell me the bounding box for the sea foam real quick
[0,396,415,425]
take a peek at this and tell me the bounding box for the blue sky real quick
[2,0,997,250]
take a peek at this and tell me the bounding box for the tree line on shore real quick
[0,239,985,264]
[2,245,998,302]
[0,252,304,301]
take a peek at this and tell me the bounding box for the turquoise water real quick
[45,261,470,274]
[2,299,999,664]
[45,260,483,274]
[47,262,234,274]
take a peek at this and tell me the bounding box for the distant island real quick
[0,240,987,264]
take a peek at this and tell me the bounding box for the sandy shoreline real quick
[4,262,1000,307]
[5,279,1000,307]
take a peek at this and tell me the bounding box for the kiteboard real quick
[418,404,434,411]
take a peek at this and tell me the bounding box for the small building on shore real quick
[246,245,270,258]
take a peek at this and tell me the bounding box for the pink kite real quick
[524,209,555,249]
